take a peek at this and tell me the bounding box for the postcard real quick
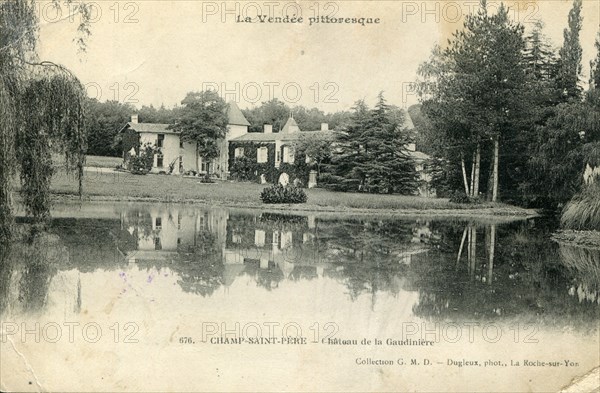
[1,0,599,391]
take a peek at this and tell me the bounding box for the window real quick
[257,147,268,163]
[155,217,162,229]
[156,154,164,168]
[179,139,184,149]
[255,230,266,247]
[157,134,165,148]
[201,161,210,173]
[282,145,295,163]
[234,147,244,158]
[232,231,242,244]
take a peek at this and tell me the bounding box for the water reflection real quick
[2,204,599,328]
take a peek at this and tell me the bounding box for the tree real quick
[524,2,591,208]
[523,20,557,83]
[591,32,600,90]
[326,99,370,191]
[242,99,290,133]
[295,137,331,178]
[170,91,228,178]
[356,92,419,194]
[85,99,135,157]
[418,1,528,202]
[328,94,418,194]
[1,0,90,242]
[556,0,583,100]
[138,104,177,124]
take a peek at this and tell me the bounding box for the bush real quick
[561,183,600,230]
[129,142,156,175]
[230,156,257,181]
[260,184,307,204]
[448,190,480,204]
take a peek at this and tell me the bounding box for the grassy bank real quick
[553,230,600,249]
[18,168,539,217]
[84,155,123,168]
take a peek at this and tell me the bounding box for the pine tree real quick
[327,100,370,191]
[590,32,600,90]
[355,93,418,194]
[328,94,419,195]
[556,0,583,100]
[523,20,557,83]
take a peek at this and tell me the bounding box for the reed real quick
[561,183,600,230]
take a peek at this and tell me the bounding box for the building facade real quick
[120,102,250,177]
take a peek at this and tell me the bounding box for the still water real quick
[1,202,599,392]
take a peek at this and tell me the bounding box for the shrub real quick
[260,184,307,204]
[561,183,600,230]
[230,156,257,181]
[129,142,156,175]
[448,190,480,204]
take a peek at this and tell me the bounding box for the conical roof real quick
[280,116,299,133]
[227,101,250,126]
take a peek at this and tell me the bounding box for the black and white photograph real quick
[1,0,599,391]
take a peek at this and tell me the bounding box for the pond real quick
[1,202,598,392]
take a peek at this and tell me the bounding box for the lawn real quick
[85,155,123,168]
[31,168,537,216]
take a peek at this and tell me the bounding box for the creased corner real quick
[560,366,600,393]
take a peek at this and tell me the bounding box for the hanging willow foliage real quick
[1,0,91,243]
[0,76,17,241]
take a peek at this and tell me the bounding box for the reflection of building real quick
[120,207,228,264]
[118,207,436,291]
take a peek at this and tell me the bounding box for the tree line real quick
[416,0,600,209]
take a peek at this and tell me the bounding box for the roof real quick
[280,117,299,133]
[408,150,430,161]
[121,101,250,135]
[232,130,336,143]
[227,101,251,126]
[124,123,176,134]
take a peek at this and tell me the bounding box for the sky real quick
[36,0,600,113]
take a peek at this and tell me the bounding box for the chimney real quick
[264,124,273,134]
[320,123,329,131]
[131,114,139,124]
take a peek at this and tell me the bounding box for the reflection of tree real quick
[243,261,284,291]
[558,243,600,303]
[170,230,224,297]
[410,220,600,329]
[15,232,62,312]
[48,218,127,272]
[0,247,13,315]
[259,213,308,231]
[317,219,416,299]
